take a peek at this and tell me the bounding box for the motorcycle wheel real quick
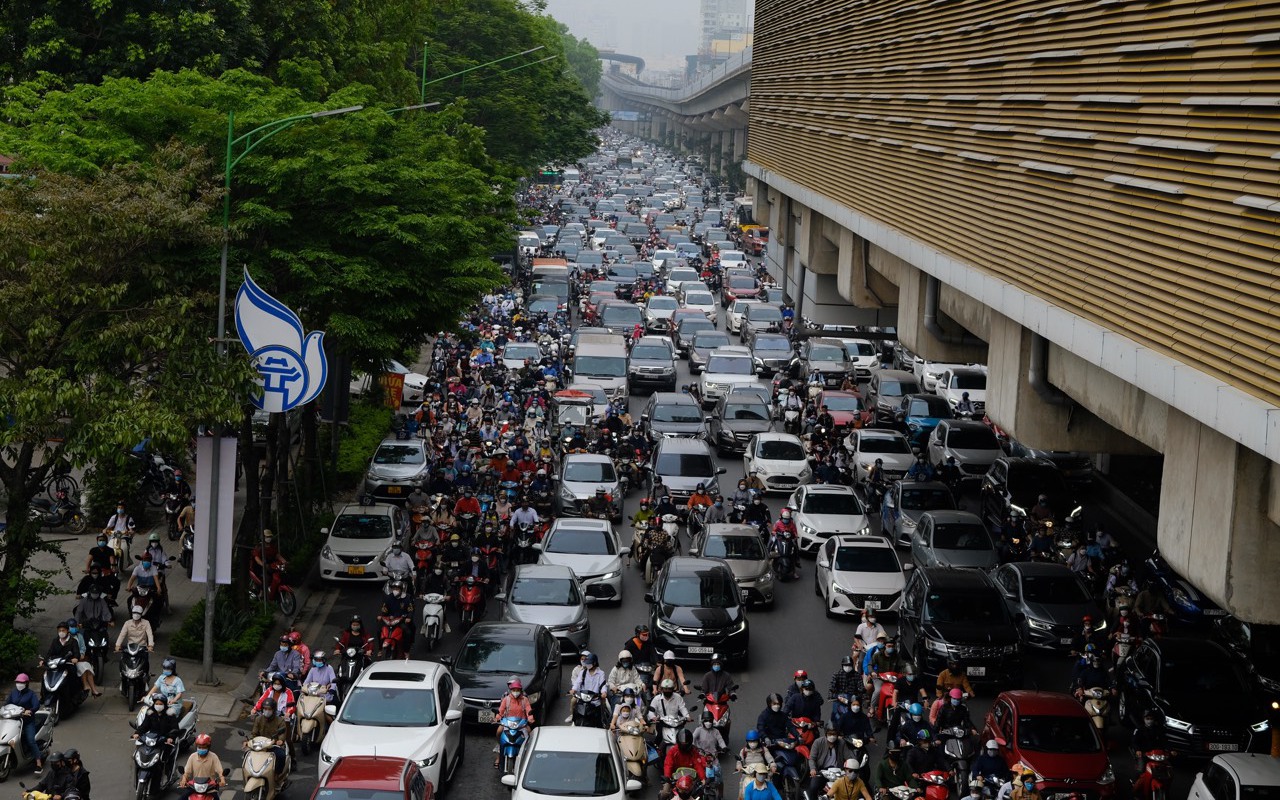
[135,783,150,800]
[90,651,104,678]
[66,513,87,534]
[47,698,60,727]
[146,481,165,507]
[277,587,297,616]
[0,752,12,782]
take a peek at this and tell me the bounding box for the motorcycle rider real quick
[569,653,608,724]
[873,747,913,797]
[382,540,416,579]
[304,651,337,701]
[654,650,691,696]
[1131,709,1174,766]
[259,635,303,688]
[30,751,67,793]
[247,705,290,783]
[440,534,468,574]
[935,659,977,699]
[63,748,91,799]
[783,679,824,721]
[771,509,800,580]
[906,730,947,780]
[648,679,691,743]
[936,688,978,736]
[83,534,118,579]
[609,688,643,731]
[906,454,935,481]
[699,652,737,699]
[624,625,658,679]
[494,678,535,767]
[853,613,887,666]
[134,693,180,748]
[249,530,288,599]
[744,762,784,800]
[897,703,934,748]
[104,500,137,537]
[149,657,186,713]
[607,650,643,708]
[333,616,375,661]
[830,757,875,800]
[703,495,729,525]
[115,606,156,674]
[660,729,707,800]
[833,692,876,745]
[6,673,44,772]
[730,480,753,507]
[807,723,851,798]
[1010,769,1042,800]
[869,638,917,714]
[379,578,417,657]
[1070,653,1115,700]
[693,709,727,768]
[738,729,777,790]
[744,494,772,531]
[180,734,225,800]
[584,487,613,519]
[970,740,1011,786]
[253,673,297,719]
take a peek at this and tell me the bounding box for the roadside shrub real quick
[170,591,275,666]
[332,403,392,488]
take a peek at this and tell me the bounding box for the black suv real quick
[646,557,750,666]
[790,338,853,387]
[441,622,562,726]
[979,456,1076,528]
[898,566,1022,684]
[707,393,773,455]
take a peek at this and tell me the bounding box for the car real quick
[1142,550,1227,626]
[899,566,1023,682]
[893,393,953,447]
[814,534,908,618]
[680,288,718,322]
[689,523,776,607]
[992,562,1105,651]
[647,437,726,505]
[814,389,873,431]
[501,341,542,368]
[742,432,812,491]
[910,510,999,569]
[1212,615,1280,694]
[936,365,988,415]
[708,395,774,456]
[597,301,644,337]
[880,480,957,546]
[979,457,1077,529]
[673,316,716,357]
[926,419,1003,480]
[725,298,760,334]
[350,358,429,404]
[717,249,748,269]
[687,329,732,375]
[915,359,971,393]
[627,336,678,393]
[1190,753,1280,800]
[499,725,642,799]
[785,484,871,553]
[319,502,410,582]
[982,691,1115,797]
[646,556,750,665]
[1004,441,1095,485]
[318,660,464,789]
[1117,637,1272,756]
[739,303,785,343]
[497,564,594,656]
[441,623,563,727]
[695,346,760,408]
[310,756,432,800]
[641,391,708,441]
[643,295,679,333]
[606,264,639,297]
[836,338,881,381]
[892,342,922,374]
[843,429,915,484]
[748,332,793,377]
[665,267,702,294]
[721,274,760,307]
[582,292,616,325]
[526,294,561,318]
[535,518,626,602]
[363,438,431,503]
[866,369,923,424]
[555,453,623,520]
[568,327,611,350]
[792,338,853,388]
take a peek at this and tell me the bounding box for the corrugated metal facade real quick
[748,0,1280,407]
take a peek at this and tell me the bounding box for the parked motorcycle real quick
[0,704,54,781]
[28,490,87,534]
[248,563,297,615]
[498,715,530,774]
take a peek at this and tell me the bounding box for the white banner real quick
[191,437,237,585]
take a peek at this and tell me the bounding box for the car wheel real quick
[813,573,822,597]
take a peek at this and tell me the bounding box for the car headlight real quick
[417,753,439,768]
[799,465,812,478]
[856,525,871,536]
[1251,719,1271,733]
[1098,764,1115,784]
[901,516,918,529]
[800,523,817,538]
[526,691,542,705]
[320,750,335,764]
[569,619,589,633]
[925,638,954,655]
[730,619,747,634]
[598,571,621,581]
[1002,643,1019,655]
[560,486,577,503]
[1164,716,1194,732]
[1026,618,1053,631]
[655,618,678,634]
[1009,503,1027,518]
[760,570,775,585]
[321,545,334,560]
[834,584,856,597]
[755,463,770,476]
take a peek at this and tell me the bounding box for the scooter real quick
[241,733,290,800]
[571,689,605,728]
[333,639,368,703]
[701,687,737,740]
[939,727,976,796]
[132,698,199,753]
[456,578,486,631]
[28,490,87,534]
[133,728,179,799]
[1137,749,1173,800]
[129,585,163,630]
[419,592,448,652]
[653,713,688,762]
[875,671,907,722]
[1082,687,1110,745]
[920,770,953,800]
[108,529,134,572]
[511,523,539,566]
[802,766,846,800]
[183,768,230,797]
[0,704,54,781]
[80,619,110,678]
[376,613,410,661]
[119,642,151,707]
[772,530,798,582]
[39,654,87,724]
[162,493,183,540]
[771,719,816,800]
[295,682,330,755]
[178,527,194,579]
[617,716,652,786]
[498,715,530,774]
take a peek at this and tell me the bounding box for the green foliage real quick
[83,458,150,528]
[170,592,276,666]
[0,628,40,682]
[333,404,394,487]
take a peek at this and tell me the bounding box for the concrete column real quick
[732,127,747,162]
[720,131,733,176]
[896,266,988,364]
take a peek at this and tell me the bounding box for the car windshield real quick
[374,445,424,465]
[652,404,702,423]
[726,402,770,422]
[311,790,402,800]
[632,344,672,361]
[546,527,616,556]
[932,523,993,551]
[706,356,753,375]
[520,750,621,797]
[810,346,846,363]
[948,428,999,450]
[574,355,627,378]
[802,492,864,515]
[729,277,757,289]
[503,345,541,361]
[754,337,790,352]
[663,573,739,607]
[528,297,559,314]
[648,297,678,310]
[678,320,715,338]
[1008,466,1070,499]
[589,282,619,293]
[847,341,878,357]
[908,397,951,417]
[834,546,901,572]
[704,534,766,560]
[510,577,581,606]
[685,292,715,305]
[746,306,782,321]
[455,640,538,674]
[338,686,436,727]
[693,333,731,349]
[900,487,955,511]
[1016,715,1101,754]
[562,461,618,483]
[330,514,393,540]
[533,282,569,299]
[859,435,911,454]
[950,373,987,390]
[759,439,805,461]
[1020,574,1092,604]
[924,592,1007,624]
[822,395,863,412]
[670,270,700,283]
[655,452,717,478]
[609,267,637,280]
[601,305,642,326]
[1161,651,1250,694]
[883,380,920,396]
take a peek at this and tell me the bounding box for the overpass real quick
[598,49,751,180]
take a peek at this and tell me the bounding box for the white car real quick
[935,365,988,414]
[501,726,642,798]
[652,249,678,270]
[717,249,748,268]
[666,267,702,294]
[814,535,908,618]
[318,660,464,789]
[743,432,813,493]
[844,429,915,484]
[697,346,760,408]
[725,298,760,334]
[349,358,428,403]
[318,502,409,582]
[536,518,627,603]
[836,338,882,381]
[915,360,970,393]
[1190,754,1280,800]
[681,289,718,323]
[784,484,872,554]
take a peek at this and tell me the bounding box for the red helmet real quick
[675,775,697,795]
[287,632,302,645]
[195,733,212,748]
[793,669,808,680]
[508,678,524,690]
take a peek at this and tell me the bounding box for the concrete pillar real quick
[720,131,733,176]
[732,127,747,162]
[896,265,988,364]
[1159,409,1280,623]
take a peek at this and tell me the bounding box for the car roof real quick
[706,523,764,538]
[917,566,997,588]
[858,429,906,440]
[920,510,985,525]
[665,556,733,576]
[562,453,613,465]
[323,756,413,788]
[805,483,856,494]
[1000,456,1059,470]
[511,563,578,581]
[336,502,398,518]
[655,437,714,454]
[530,724,615,752]
[1000,690,1093,717]
[833,535,894,549]
[943,419,992,431]
[464,622,542,642]
[1211,753,1280,786]
[356,660,445,688]
[650,392,699,406]
[948,365,988,375]
[755,431,803,443]
[550,517,611,532]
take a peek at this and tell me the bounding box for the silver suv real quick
[363,438,430,503]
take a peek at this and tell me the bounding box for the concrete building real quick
[700,0,752,54]
[740,0,1280,622]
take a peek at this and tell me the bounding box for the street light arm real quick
[422,45,547,88]
[227,105,365,173]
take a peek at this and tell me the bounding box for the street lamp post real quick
[201,104,364,686]
[419,45,548,100]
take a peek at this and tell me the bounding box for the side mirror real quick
[644,593,655,604]
[502,774,518,788]
[625,778,644,794]
[641,413,650,422]
[494,592,508,604]
[716,467,727,474]
[320,527,330,535]
[584,596,599,605]
[903,562,915,570]
[444,708,463,724]
[885,496,896,509]
[531,542,544,551]
[438,655,454,666]
[324,704,338,716]
[619,546,631,556]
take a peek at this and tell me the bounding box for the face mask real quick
[851,705,861,714]
[866,618,876,625]
[117,508,125,515]
[712,665,721,672]
[663,691,673,697]
[273,685,283,692]
[197,749,209,756]
[154,704,165,712]
[163,670,173,677]
[15,684,26,691]
[951,699,960,707]
[472,556,480,563]
[842,665,853,673]
[142,561,152,569]
[885,647,895,655]
[1144,719,1155,728]
[132,613,142,621]
[280,645,288,652]
[58,633,68,642]
[803,689,813,696]
[392,548,401,554]
[703,721,713,729]
[97,540,107,547]
[69,626,78,634]
[771,704,781,712]
[511,690,522,697]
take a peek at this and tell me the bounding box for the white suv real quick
[697,346,760,409]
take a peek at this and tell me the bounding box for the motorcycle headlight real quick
[1098,764,1116,784]
[1164,716,1194,732]
[1026,618,1053,631]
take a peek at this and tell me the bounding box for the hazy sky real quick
[544,0,701,73]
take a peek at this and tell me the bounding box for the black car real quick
[979,456,1076,528]
[674,317,717,358]
[646,557,750,666]
[1141,550,1226,626]
[746,332,793,376]
[440,622,562,727]
[707,394,773,456]
[898,566,1023,684]
[1213,615,1280,695]
[642,391,707,441]
[688,330,732,375]
[1117,637,1271,756]
[992,562,1104,652]
[790,338,854,387]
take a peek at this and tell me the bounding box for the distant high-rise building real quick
[700,0,752,54]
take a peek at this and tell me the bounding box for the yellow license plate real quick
[347,566,365,576]
[386,486,402,495]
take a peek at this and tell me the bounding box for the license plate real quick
[347,566,365,576]
[1059,637,1074,646]
[1207,743,1239,752]
[386,486,402,495]
[865,600,881,610]
[740,589,750,601]
[478,709,495,724]
[967,666,986,677]
[688,646,714,655]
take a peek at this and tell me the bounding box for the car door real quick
[1123,643,1160,722]
[898,572,924,650]
[911,514,933,566]
[438,672,459,754]
[743,435,759,472]
[815,538,837,596]
[927,421,947,464]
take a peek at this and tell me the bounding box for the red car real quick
[814,390,873,429]
[982,691,1116,798]
[311,756,432,800]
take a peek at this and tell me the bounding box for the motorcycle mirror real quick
[324,704,337,716]
[502,774,518,788]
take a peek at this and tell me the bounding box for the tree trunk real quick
[0,442,45,629]
[259,412,280,534]
[299,404,321,509]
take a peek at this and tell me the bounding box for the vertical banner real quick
[192,436,237,584]
[380,372,405,409]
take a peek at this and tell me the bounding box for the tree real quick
[0,144,249,665]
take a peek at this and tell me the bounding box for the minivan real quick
[569,334,629,401]
[867,369,923,424]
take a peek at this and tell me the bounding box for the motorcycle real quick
[132,698,199,753]
[920,770,953,800]
[939,727,976,796]
[802,766,846,800]
[295,682,330,755]
[119,642,150,707]
[240,733,290,800]
[162,493,183,541]
[377,613,410,661]
[1082,687,1110,744]
[772,530,798,582]
[28,490,87,534]
[333,640,368,703]
[844,736,871,783]
[0,704,54,781]
[875,671,907,723]
[1138,749,1173,800]
[184,768,230,797]
[80,619,109,678]
[129,584,163,629]
[498,715,530,774]
[248,563,297,616]
[701,687,737,739]
[108,529,134,573]
[511,523,539,566]
[39,655,87,724]
[1112,631,1139,665]
[178,526,194,579]
[571,689,605,728]
[771,717,817,800]
[617,716,652,785]
[456,577,486,631]
[419,592,448,652]
[133,728,179,799]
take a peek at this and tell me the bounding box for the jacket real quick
[497,693,535,722]
[808,736,849,773]
[182,751,226,784]
[830,775,871,800]
[136,709,180,739]
[874,757,913,791]
[662,746,706,779]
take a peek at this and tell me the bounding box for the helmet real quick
[745,729,761,743]
[696,482,705,491]
[595,487,606,495]
[195,733,212,748]
[14,673,28,683]
[508,678,524,690]
[618,650,632,661]
[64,748,80,761]
[710,653,722,663]
[288,632,302,645]
[840,655,854,667]
[676,729,693,748]
[793,669,808,680]
[844,758,861,771]
[148,532,160,543]
[780,509,792,520]
[47,751,65,763]
[916,729,932,742]
[279,635,291,645]
[660,679,676,691]
[161,657,177,672]
[664,650,676,661]
[675,774,696,794]
[908,703,923,716]
[985,739,999,751]
[801,679,815,690]
[949,688,964,699]
[635,624,650,636]
[640,498,651,507]
[701,710,714,724]
[584,653,598,667]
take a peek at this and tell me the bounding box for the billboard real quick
[612,111,640,122]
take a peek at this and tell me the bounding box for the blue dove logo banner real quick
[234,269,328,413]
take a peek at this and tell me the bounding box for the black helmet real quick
[64,748,80,761]
[676,729,693,749]
[161,657,177,672]
[840,655,854,668]
[634,624,650,636]
[701,710,714,724]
